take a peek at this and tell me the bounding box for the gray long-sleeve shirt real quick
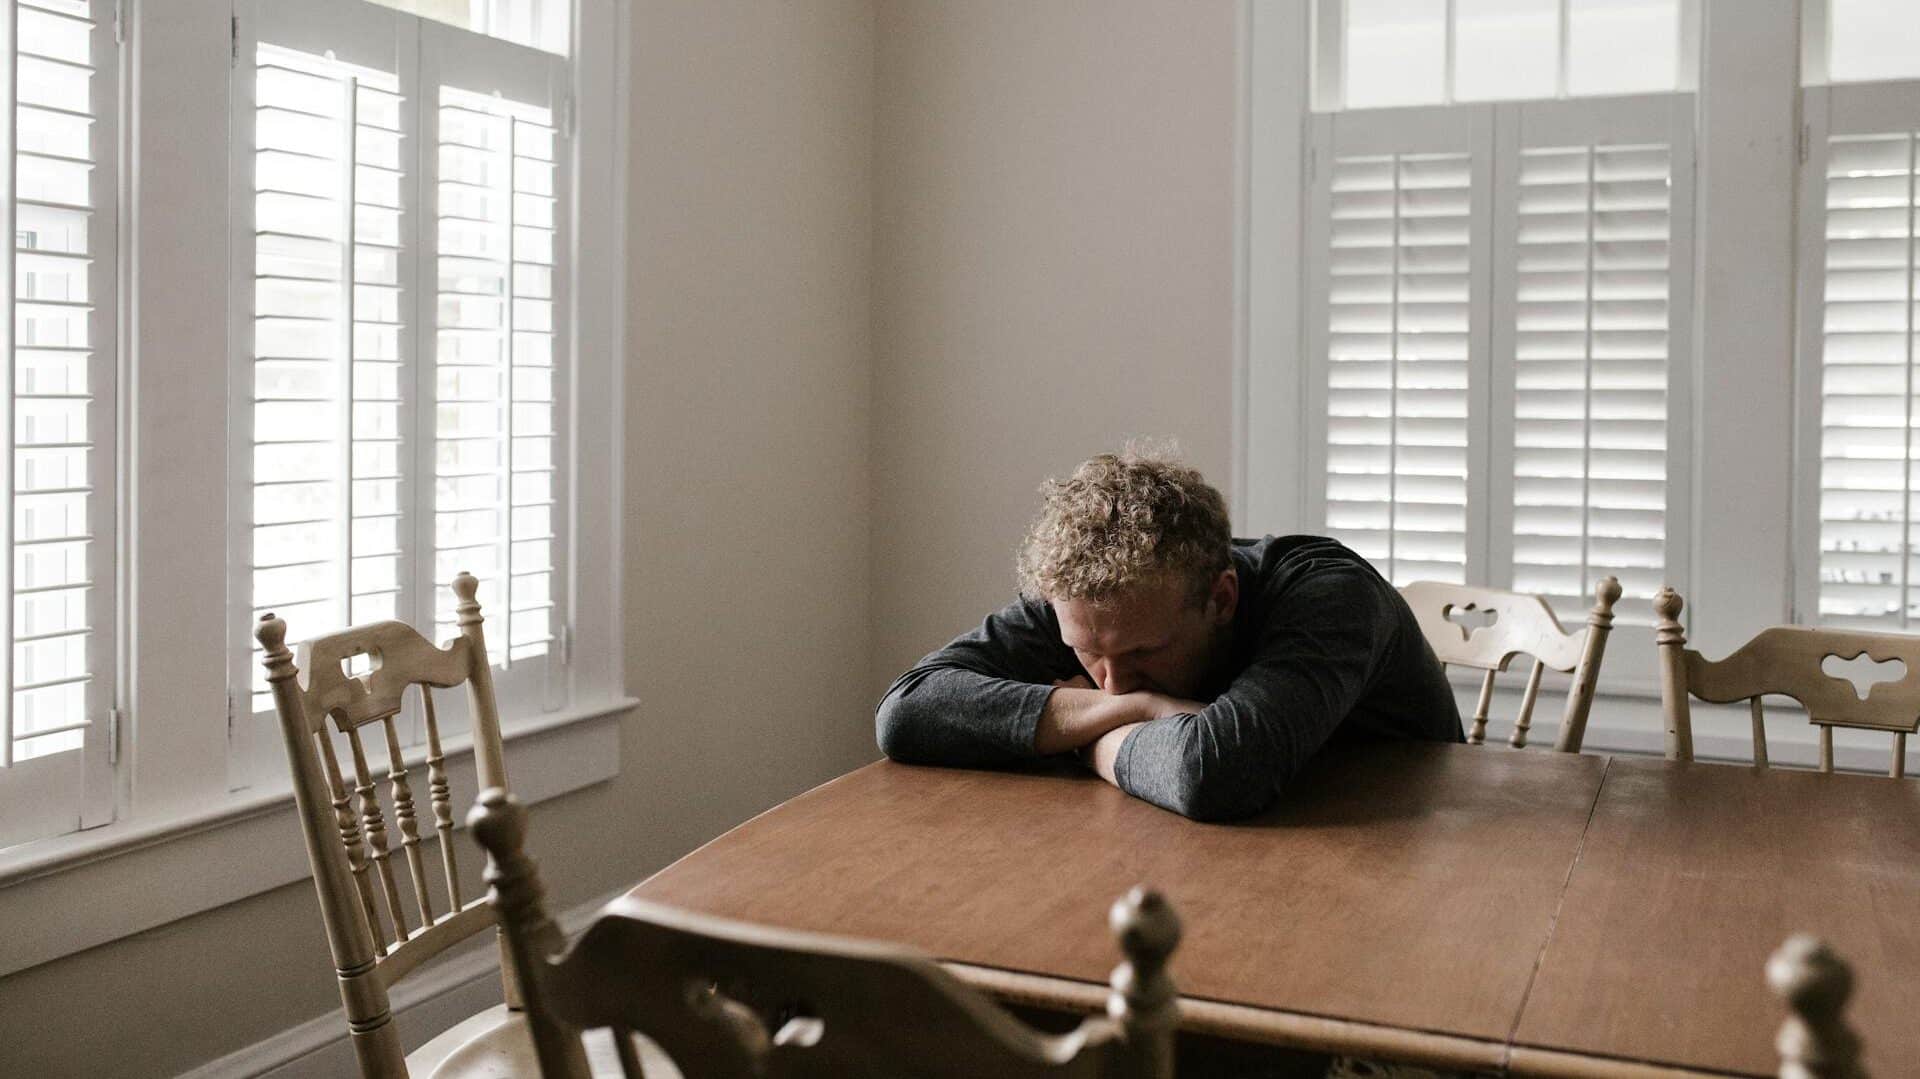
[874,535,1463,821]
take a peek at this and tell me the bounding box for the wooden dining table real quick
[628,742,1920,1076]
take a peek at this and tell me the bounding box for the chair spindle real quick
[348,725,410,943]
[319,727,388,955]
[1750,698,1770,769]
[382,714,434,927]
[1768,935,1863,1079]
[1511,659,1545,748]
[1819,726,1835,774]
[612,1024,645,1079]
[1893,732,1908,780]
[1469,668,1497,745]
[422,688,462,908]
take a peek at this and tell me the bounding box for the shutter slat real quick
[1509,142,1672,607]
[431,85,559,663]
[1818,132,1919,623]
[1323,150,1473,586]
[246,43,407,714]
[7,0,104,766]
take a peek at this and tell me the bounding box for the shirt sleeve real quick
[1111,566,1401,821]
[874,598,1080,767]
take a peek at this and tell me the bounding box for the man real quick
[874,448,1462,821]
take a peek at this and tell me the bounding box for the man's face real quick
[1053,569,1238,700]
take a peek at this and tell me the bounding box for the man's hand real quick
[1033,675,1208,756]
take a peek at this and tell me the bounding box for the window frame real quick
[0,0,628,976]
[1257,0,1919,772]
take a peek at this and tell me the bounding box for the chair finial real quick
[470,787,527,862]
[1654,586,1683,624]
[1594,575,1623,615]
[1108,886,1180,1072]
[255,613,299,683]
[453,571,484,626]
[1111,886,1180,966]
[1768,935,1863,1079]
[256,612,287,652]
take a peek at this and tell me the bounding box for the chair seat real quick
[412,1003,681,1078]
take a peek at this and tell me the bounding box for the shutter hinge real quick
[561,92,577,138]
[113,0,127,45]
[230,14,239,67]
[107,707,122,766]
[226,691,240,737]
[559,623,574,666]
[1798,121,1810,165]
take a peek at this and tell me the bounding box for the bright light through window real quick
[1826,0,1920,84]
[1567,0,1679,97]
[1455,0,1558,103]
[365,0,569,55]
[1338,0,1680,109]
[1344,0,1447,109]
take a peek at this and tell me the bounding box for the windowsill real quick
[0,696,634,979]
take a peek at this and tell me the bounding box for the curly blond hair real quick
[1017,446,1231,604]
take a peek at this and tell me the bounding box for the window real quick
[1327,0,1682,110]
[0,0,117,849]
[367,0,569,55]
[230,0,569,782]
[1300,1,1693,621]
[0,0,623,979]
[1797,3,1920,628]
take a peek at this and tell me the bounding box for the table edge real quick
[1506,1045,1758,1079]
[946,965,1755,1078]
[945,962,1508,1072]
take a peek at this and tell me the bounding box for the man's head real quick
[1017,448,1237,699]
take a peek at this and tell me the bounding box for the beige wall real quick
[0,3,877,1075]
[869,0,1242,689]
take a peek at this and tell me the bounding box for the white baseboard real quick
[174,888,626,1079]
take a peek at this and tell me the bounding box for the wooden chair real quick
[1655,587,1920,776]
[1399,577,1622,751]
[1770,935,1865,1078]
[257,571,517,1077]
[468,787,1184,1079]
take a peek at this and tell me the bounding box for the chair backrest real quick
[256,571,512,1079]
[1769,935,1865,1078]
[1654,587,1920,776]
[469,789,1183,1079]
[1399,577,1621,751]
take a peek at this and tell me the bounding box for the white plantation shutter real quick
[231,4,569,779]
[235,2,414,721]
[1307,108,1490,587]
[1492,97,1693,620]
[1307,98,1691,618]
[422,23,567,711]
[1800,83,1920,627]
[0,0,116,847]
